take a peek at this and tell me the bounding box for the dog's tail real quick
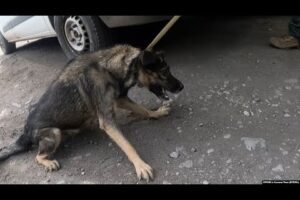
[0,127,32,162]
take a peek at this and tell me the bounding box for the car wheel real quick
[0,31,16,55]
[54,16,113,60]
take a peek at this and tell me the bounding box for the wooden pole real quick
[146,16,181,50]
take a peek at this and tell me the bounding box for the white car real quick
[0,16,170,59]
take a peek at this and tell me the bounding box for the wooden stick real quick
[146,16,181,50]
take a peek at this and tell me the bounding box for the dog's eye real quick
[160,68,169,77]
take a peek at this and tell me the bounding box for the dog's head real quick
[137,50,184,100]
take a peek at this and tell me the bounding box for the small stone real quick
[241,137,266,151]
[12,103,21,108]
[169,152,179,158]
[284,78,298,84]
[243,111,250,116]
[292,160,298,164]
[274,175,281,179]
[226,158,232,164]
[198,158,204,164]
[203,180,209,185]
[280,148,288,155]
[272,164,284,172]
[224,80,230,86]
[179,160,193,168]
[284,113,290,118]
[25,99,32,105]
[206,95,212,99]
[242,83,246,87]
[201,107,208,111]
[0,109,9,119]
[284,108,289,113]
[72,155,82,161]
[285,86,292,90]
[266,158,272,164]
[56,180,66,184]
[82,181,95,184]
[224,134,231,139]
[191,148,197,152]
[199,123,204,127]
[67,172,73,176]
[207,149,214,154]
[176,146,184,152]
[81,171,85,175]
[175,172,179,176]
[258,165,264,170]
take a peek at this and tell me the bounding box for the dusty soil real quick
[0,16,299,184]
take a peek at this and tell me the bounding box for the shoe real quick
[270,35,299,49]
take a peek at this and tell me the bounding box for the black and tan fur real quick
[0,44,184,181]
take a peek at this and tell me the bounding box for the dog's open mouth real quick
[149,85,169,101]
[161,88,169,100]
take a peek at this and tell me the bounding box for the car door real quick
[0,16,56,43]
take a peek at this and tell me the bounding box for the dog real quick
[0,44,184,182]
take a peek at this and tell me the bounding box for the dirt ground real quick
[0,16,299,184]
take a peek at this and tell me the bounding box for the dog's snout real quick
[178,82,184,91]
[171,81,184,93]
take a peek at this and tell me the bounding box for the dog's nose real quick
[178,82,184,91]
[174,82,184,93]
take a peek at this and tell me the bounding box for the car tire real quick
[54,16,113,60]
[0,31,16,55]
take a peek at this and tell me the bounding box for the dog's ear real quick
[139,50,157,67]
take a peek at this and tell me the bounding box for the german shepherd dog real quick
[0,45,184,182]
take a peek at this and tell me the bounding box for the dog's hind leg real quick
[35,128,62,172]
[116,97,170,119]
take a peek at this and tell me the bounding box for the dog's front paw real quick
[134,161,154,182]
[150,105,171,119]
[36,158,60,172]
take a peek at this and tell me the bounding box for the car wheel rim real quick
[64,16,89,52]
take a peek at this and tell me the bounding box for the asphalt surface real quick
[0,16,299,184]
